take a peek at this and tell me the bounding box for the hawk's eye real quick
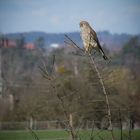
[80,23,83,27]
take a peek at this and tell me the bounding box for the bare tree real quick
[64,34,114,140]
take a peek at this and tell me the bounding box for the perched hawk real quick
[79,21,108,60]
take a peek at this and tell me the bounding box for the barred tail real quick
[99,48,108,60]
[103,55,108,60]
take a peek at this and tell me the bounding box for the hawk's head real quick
[79,21,89,27]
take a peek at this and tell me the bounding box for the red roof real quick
[24,43,35,50]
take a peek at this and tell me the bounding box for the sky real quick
[0,0,140,34]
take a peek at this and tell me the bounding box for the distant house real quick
[24,43,35,50]
[7,40,16,47]
[0,38,35,50]
[0,38,16,48]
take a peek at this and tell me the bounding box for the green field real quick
[0,129,140,140]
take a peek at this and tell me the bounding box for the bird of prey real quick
[79,21,108,60]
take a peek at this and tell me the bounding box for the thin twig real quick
[27,127,39,140]
[90,120,95,140]
[64,34,84,52]
[119,108,123,140]
[56,94,77,140]
[98,135,106,140]
[128,113,132,140]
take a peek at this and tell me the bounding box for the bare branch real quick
[64,34,84,52]
[27,127,39,140]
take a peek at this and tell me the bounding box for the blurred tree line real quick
[0,35,140,129]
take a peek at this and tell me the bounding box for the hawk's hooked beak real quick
[79,23,83,27]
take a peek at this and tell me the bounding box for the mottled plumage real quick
[79,21,108,60]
